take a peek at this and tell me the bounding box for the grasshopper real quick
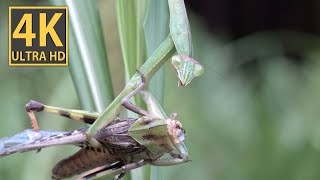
[1,72,189,179]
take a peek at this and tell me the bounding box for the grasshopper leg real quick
[79,162,124,180]
[121,69,149,116]
[81,160,148,180]
[115,172,126,180]
[26,100,104,148]
[25,100,101,128]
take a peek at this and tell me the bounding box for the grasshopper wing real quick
[0,128,87,157]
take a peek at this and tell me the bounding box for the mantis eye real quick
[171,55,183,69]
[193,63,204,77]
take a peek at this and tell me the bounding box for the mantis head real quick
[171,55,204,87]
[167,113,189,160]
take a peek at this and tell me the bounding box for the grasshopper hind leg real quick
[25,100,101,131]
[80,162,124,180]
[26,100,103,147]
[80,160,149,180]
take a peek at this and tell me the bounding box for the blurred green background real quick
[1,0,320,180]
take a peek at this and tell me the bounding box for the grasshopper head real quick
[167,113,189,160]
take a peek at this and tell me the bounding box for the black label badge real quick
[9,6,68,66]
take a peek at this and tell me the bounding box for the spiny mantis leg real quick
[25,100,101,131]
[121,69,149,116]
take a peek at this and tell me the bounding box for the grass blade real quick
[68,24,96,110]
[117,0,137,81]
[135,0,148,67]
[66,0,114,111]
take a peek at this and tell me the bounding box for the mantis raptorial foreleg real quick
[150,157,187,166]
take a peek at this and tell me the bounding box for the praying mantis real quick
[86,0,204,148]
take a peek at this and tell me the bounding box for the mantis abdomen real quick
[52,147,121,179]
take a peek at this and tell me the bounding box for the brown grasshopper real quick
[0,72,189,179]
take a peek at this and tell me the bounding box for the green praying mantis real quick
[1,0,204,179]
[86,0,204,148]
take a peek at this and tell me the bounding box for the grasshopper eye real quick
[177,128,186,142]
[171,55,183,69]
[182,128,186,136]
[193,63,204,77]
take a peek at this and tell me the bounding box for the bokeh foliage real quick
[1,1,320,180]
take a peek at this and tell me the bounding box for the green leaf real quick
[67,24,96,110]
[135,0,148,67]
[144,1,170,56]
[65,0,114,111]
[117,0,138,81]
